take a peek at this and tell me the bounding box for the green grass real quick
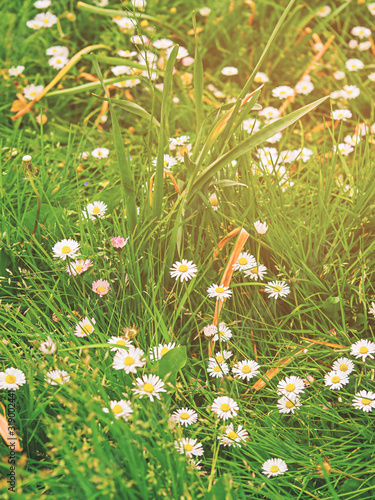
[1,0,375,498]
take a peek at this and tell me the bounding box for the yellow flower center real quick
[216,355,224,363]
[254,76,261,82]
[347,90,352,94]
[92,206,101,214]
[227,431,238,440]
[143,382,154,393]
[361,398,371,406]
[331,376,340,384]
[242,365,251,374]
[75,264,83,273]
[339,364,348,372]
[359,346,368,354]
[213,366,221,372]
[238,257,248,266]
[215,287,225,294]
[285,383,295,392]
[270,465,279,473]
[43,18,49,23]
[30,91,36,97]
[96,286,107,293]
[210,198,218,206]
[250,267,258,274]
[220,403,230,412]
[124,356,135,366]
[359,30,363,35]
[5,375,16,384]
[56,59,61,64]
[116,340,126,345]
[112,404,123,414]
[160,346,169,356]
[178,264,188,272]
[82,324,93,334]
[285,401,294,408]
[61,245,71,254]
[183,444,193,452]
[180,412,190,420]
[218,330,226,337]
[98,151,103,156]
[280,91,286,95]
[273,286,282,293]
[54,377,63,383]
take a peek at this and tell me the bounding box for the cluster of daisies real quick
[152,135,193,171]
[26,0,57,30]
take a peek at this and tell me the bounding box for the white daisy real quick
[345,58,364,71]
[26,19,42,29]
[209,350,233,365]
[170,259,197,282]
[34,0,51,8]
[209,193,219,211]
[166,45,189,60]
[107,336,132,352]
[242,118,261,134]
[132,374,166,402]
[103,400,133,420]
[211,396,239,420]
[23,84,44,100]
[131,34,149,45]
[295,80,314,94]
[331,109,352,121]
[111,65,131,76]
[0,368,26,390]
[8,66,24,77]
[262,458,288,478]
[259,107,280,120]
[265,281,291,299]
[34,11,57,27]
[350,339,375,362]
[207,361,229,378]
[316,5,331,17]
[82,201,107,220]
[74,317,96,337]
[39,336,57,354]
[152,154,177,170]
[52,238,80,260]
[344,134,361,146]
[369,3,375,15]
[277,376,305,396]
[221,66,238,76]
[207,284,232,301]
[324,370,349,390]
[232,359,260,381]
[169,135,189,150]
[333,71,345,80]
[341,85,360,99]
[352,390,375,412]
[244,263,267,281]
[91,148,109,159]
[277,394,301,414]
[66,259,92,276]
[334,143,354,156]
[212,323,232,342]
[113,346,146,374]
[150,342,178,362]
[218,423,249,447]
[272,86,294,99]
[254,220,268,234]
[48,56,69,69]
[368,302,375,317]
[359,41,372,51]
[45,369,70,385]
[46,46,69,57]
[254,72,269,83]
[351,27,371,39]
[175,438,204,457]
[117,49,137,58]
[171,408,198,426]
[203,324,217,337]
[232,252,257,271]
[153,38,174,49]
[332,358,355,375]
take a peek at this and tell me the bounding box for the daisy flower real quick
[34,11,57,27]
[232,252,256,271]
[333,71,345,80]
[175,438,204,457]
[111,236,128,248]
[254,220,268,234]
[351,27,371,39]
[265,281,291,299]
[171,408,198,426]
[212,323,233,342]
[341,85,360,99]
[48,56,69,69]
[207,361,229,378]
[34,0,51,7]
[39,336,57,354]
[166,46,189,60]
[232,360,260,381]
[66,259,92,276]
[324,370,349,390]
[132,374,166,402]
[272,86,294,99]
[169,135,189,150]
[107,336,132,352]
[113,346,145,373]
[209,193,219,211]
[316,5,331,17]
[113,16,136,30]
[26,19,42,29]
[242,118,261,134]
[199,7,211,16]
[150,342,178,361]
[350,339,375,362]
[118,49,137,58]
[45,369,70,385]
[91,148,109,159]
[277,376,305,397]
[277,394,301,414]
[352,390,375,412]
[331,109,352,121]
[152,154,177,170]
[345,59,364,71]
[46,46,69,57]
[218,423,249,447]
[254,72,269,83]
[203,324,217,337]
[259,107,280,120]
[244,263,267,281]
[262,458,288,478]
[153,38,174,49]
[52,238,80,260]
[330,358,353,376]
[368,302,375,317]
[334,143,354,156]
[369,3,375,15]
[75,317,96,337]
[103,400,133,420]
[221,66,238,76]
[23,84,44,100]
[344,134,361,146]
[8,66,24,76]
[170,259,198,282]
[131,0,146,10]
[295,80,314,94]
[92,279,110,297]
[209,350,233,364]
[82,201,107,220]
[211,396,239,420]
[359,41,371,51]
[0,368,26,390]
[207,284,232,301]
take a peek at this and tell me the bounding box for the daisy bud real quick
[254,220,268,235]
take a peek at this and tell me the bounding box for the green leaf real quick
[158,346,187,384]
[94,95,160,128]
[215,179,248,188]
[193,12,204,134]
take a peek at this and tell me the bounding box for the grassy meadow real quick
[1,0,375,498]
